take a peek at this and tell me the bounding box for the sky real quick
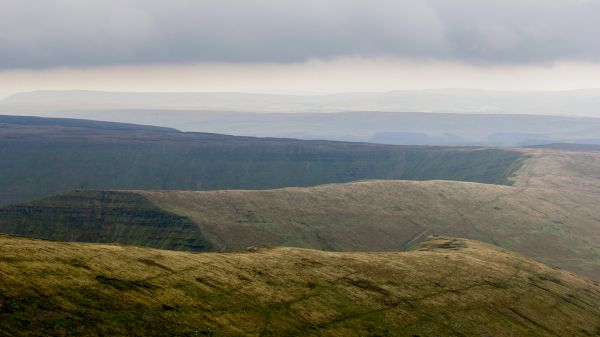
[2,0,600,97]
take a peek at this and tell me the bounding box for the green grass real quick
[0,118,525,206]
[0,191,209,251]
[1,234,600,336]
[3,150,600,283]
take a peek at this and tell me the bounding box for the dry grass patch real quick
[140,149,600,280]
[1,234,600,336]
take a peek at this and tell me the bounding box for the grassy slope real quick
[0,116,525,206]
[0,191,209,251]
[2,149,600,281]
[1,234,599,337]
[139,149,600,281]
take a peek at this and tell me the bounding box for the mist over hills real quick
[4,89,600,115]
[3,89,600,146]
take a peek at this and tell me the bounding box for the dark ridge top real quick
[0,114,179,132]
[0,114,526,207]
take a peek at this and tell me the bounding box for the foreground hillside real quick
[1,235,599,337]
[0,115,524,206]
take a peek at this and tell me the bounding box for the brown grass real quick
[1,234,600,336]
[138,149,600,280]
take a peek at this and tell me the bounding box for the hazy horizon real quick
[3,88,600,117]
[3,0,600,143]
[3,1,600,98]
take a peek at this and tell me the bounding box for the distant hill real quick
[5,90,600,146]
[1,234,599,337]
[528,143,600,152]
[0,114,176,132]
[0,115,525,206]
[4,89,600,115]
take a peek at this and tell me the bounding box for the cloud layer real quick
[2,0,600,68]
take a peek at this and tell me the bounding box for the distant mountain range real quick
[3,89,600,146]
[3,88,600,115]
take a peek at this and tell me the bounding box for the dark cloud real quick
[1,0,599,68]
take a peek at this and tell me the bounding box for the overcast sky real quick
[2,0,600,96]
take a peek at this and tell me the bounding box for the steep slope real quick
[139,148,600,280]
[2,149,600,281]
[0,115,525,206]
[0,191,209,251]
[1,235,599,337]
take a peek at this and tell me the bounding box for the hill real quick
[138,148,600,281]
[0,115,525,206]
[1,234,599,337]
[0,114,177,132]
[5,90,600,146]
[528,143,600,152]
[0,191,209,251]
[3,148,600,282]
